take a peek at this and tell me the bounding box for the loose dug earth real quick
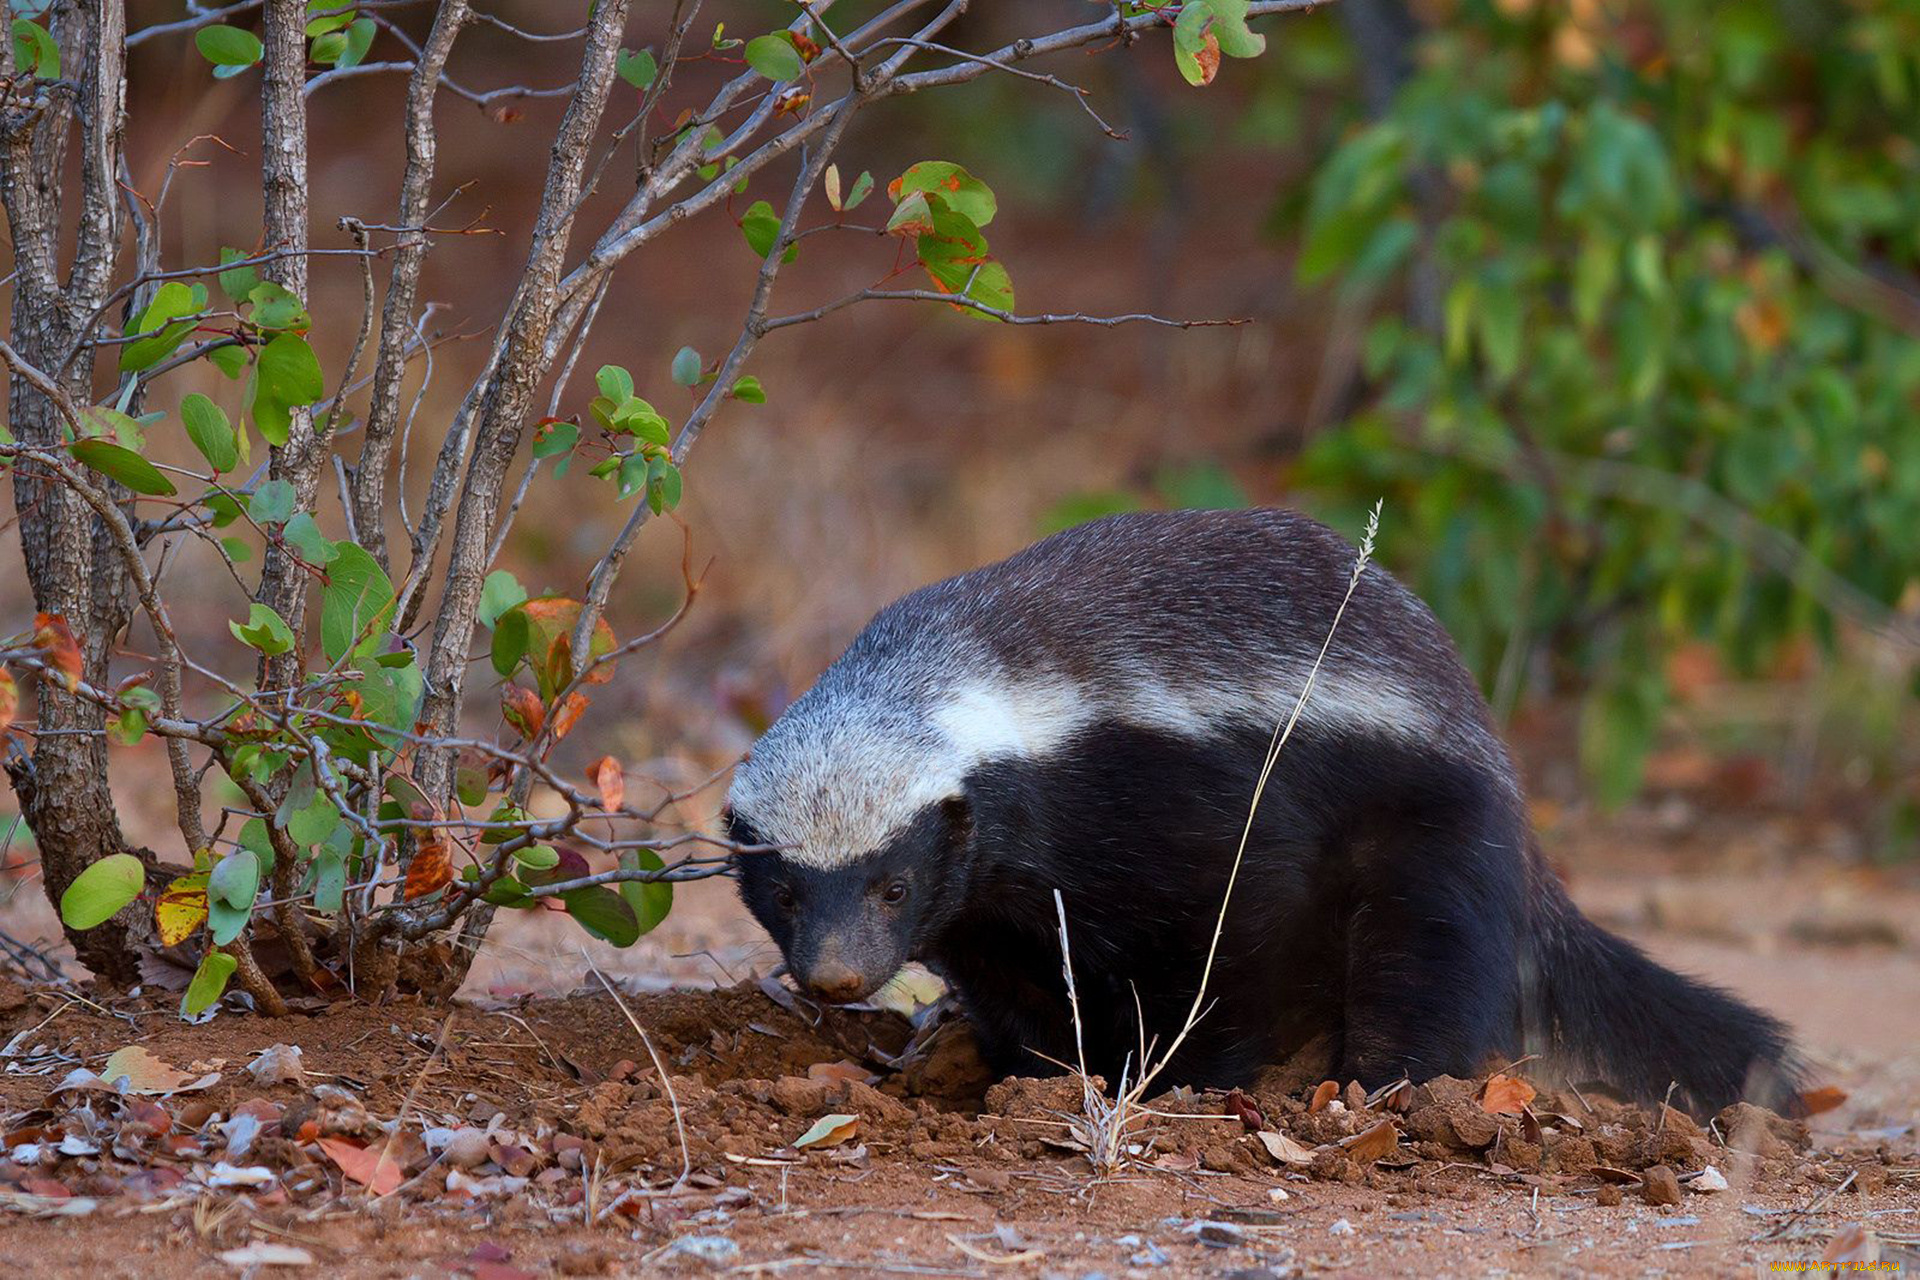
[1,975,1915,1278]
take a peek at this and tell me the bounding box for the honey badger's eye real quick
[882,880,909,904]
[773,886,796,911]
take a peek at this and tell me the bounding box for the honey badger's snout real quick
[789,920,901,1004]
[796,946,873,1003]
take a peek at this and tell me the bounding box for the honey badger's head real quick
[724,674,980,1003]
[728,795,973,1003]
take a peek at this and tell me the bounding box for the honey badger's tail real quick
[1522,864,1803,1118]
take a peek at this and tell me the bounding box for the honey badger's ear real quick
[939,793,972,844]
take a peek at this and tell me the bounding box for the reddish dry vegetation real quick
[1,974,1915,1278]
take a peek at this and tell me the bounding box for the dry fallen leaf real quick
[316,1136,406,1195]
[793,1113,859,1150]
[1822,1222,1880,1265]
[1255,1130,1316,1167]
[1480,1072,1537,1115]
[806,1060,876,1086]
[1340,1118,1402,1163]
[1799,1084,1848,1116]
[99,1045,219,1096]
[1308,1080,1339,1113]
[217,1243,315,1269]
[245,1043,305,1085]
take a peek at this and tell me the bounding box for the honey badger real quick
[726,508,1799,1115]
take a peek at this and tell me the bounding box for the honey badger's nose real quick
[804,960,867,1003]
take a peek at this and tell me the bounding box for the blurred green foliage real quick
[1291,0,1920,804]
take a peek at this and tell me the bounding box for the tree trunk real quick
[1,0,146,984]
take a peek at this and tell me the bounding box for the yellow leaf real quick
[155,873,209,947]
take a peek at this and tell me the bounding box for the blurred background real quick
[3,0,1918,1119]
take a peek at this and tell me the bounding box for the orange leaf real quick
[1798,1084,1848,1116]
[33,613,82,691]
[0,669,16,736]
[1308,1080,1339,1114]
[501,684,544,739]
[316,1137,405,1195]
[1480,1073,1537,1116]
[549,691,589,743]
[589,756,625,812]
[403,833,453,901]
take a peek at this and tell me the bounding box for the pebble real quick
[1642,1164,1684,1206]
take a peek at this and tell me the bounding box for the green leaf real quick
[563,885,641,947]
[617,46,657,89]
[71,438,177,496]
[531,418,578,459]
[744,33,804,82]
[58,854,146,930]
[230,603,296,656]
[208,848,261,910]
[120,281,203,373]
[671,346,701,387]
[181,951,237,1017]
[250,333,324,447]
[740,199,796,261]
[286,790,340,847]
[891,162,997,227]
[619,848,673,936]
[1172,1,1217,86]
[311,30,347,63]
[729,375,766,403]
[338,17,375,70]
[248,478,296,525]
[310,844,347,912]
[217,248,260,301]
[513,844,560,872]
[283,512,340,566]
[320,542,396,663]
[195,23,263,68]
[208,343,249,380]
[305,8,355,38]
[11,18,58,79]
[1207,0,1267,58]
[480,570,528,628]
[180,393,238,473]
[645,457,683,514]
[595,364,634,402]
[843,170,874,211]
[490,604,531,677]
[246,281,310,332]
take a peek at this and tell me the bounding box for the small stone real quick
[1642,1164,1683,1206]
[1596,1183,1623,1207]
[1691,1165,1730,1194]
[1329,1218,1356,1236]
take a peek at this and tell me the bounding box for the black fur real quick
[731,510,1802,1116]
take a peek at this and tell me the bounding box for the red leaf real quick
[549,691,589,743]
[1798,1084,1848,1116]
[33,613,83,691]
[589,756,625,812]
[402,833,453,901]
[316,1136,405,1195]
[501,684,544,739]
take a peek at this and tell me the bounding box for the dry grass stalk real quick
[1055,501,1383,1174]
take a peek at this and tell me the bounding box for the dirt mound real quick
[1,980,1910,1277]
